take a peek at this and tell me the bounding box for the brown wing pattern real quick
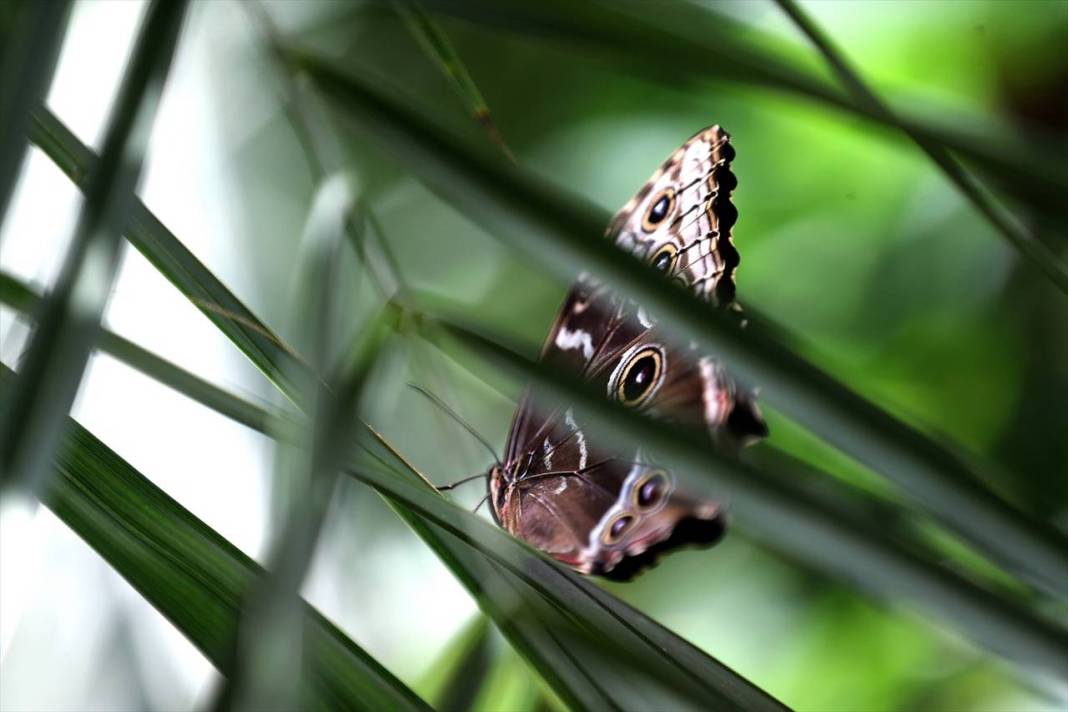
[606,126,740,306]
[491,126,765,579]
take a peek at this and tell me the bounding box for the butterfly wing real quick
[606,125,740,306]
[492,126,765,579]
[503,444,726,579]
[596,124,764,445]
[495,283,763,578]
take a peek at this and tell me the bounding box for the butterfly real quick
[487,126,767,580]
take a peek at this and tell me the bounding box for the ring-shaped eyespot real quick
[602,512,637,545]
[648,242,678,275]
[631,470,670,511]
[641,188,676,233]
[608,345,666,409]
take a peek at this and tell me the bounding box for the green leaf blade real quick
[0,0,188,497]
[0,0,70,233]
[0,364,430,712]
[289,52,1068,601]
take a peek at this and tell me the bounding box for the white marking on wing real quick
[542,437,553,470]
[699,357,725,426]
[555,327,594,360]
[564,408,587,469]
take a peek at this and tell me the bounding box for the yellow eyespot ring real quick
[641,188,676,233]
[631,470,671,511]
[610,345,665,409]
[648,242,679,275]
[602,512,637,545]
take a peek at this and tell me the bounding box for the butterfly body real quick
[489,126,766,579]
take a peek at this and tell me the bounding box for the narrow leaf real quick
[416,616,494,712]
[218,175,372,712]
[424,315,1068,677]
[0,270,277,435]
[356,427,792,712]
[290,53,1068,601]
[392,0,513,159]
[7,255,1063,684]
[0,0,70,233]
[0,364,429,711]
[27,107,308,399]
[20,107,1063,695]
[771,0,1067,292]
[416,0,1068,239]
[241,1,341,181]
[0,0,188,497]
[19,102,1067,674]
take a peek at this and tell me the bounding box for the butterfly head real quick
[486,462,509,527]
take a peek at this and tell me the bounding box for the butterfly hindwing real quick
[606,126,740,306]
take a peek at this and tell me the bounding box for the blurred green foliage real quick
[210,1,1067,708]
[3,0,1065,709]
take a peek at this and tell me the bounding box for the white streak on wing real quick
[555,327,594,360]
[637,306,655,329]
[564,408,587,469]
[542,437,553,470]
[699,357,724,426]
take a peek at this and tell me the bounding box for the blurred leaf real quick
[392,0,513,159]
[1,302,788,709]
[0,270,277,435]
[422,314,1068,677]
[20,116,790,708]
[470,642,543,712]
[217,175,375,712]
[241,1,342,181]
[414,0,1068,235]
[355,427,790,711]
[8,261,1061,692]
[770,0,1067,293]
[0,0,70,232]
[286,51,1068,601]
[0,0,187,497]
[0,364,429,711]
[9,3,1063,709]
[27,106,308,400]
[416,616,494,712]
[20,102,1066,680]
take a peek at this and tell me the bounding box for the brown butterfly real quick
[486,126,767,580]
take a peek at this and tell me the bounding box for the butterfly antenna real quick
[408,383,502,467]
[437,473,487,491]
